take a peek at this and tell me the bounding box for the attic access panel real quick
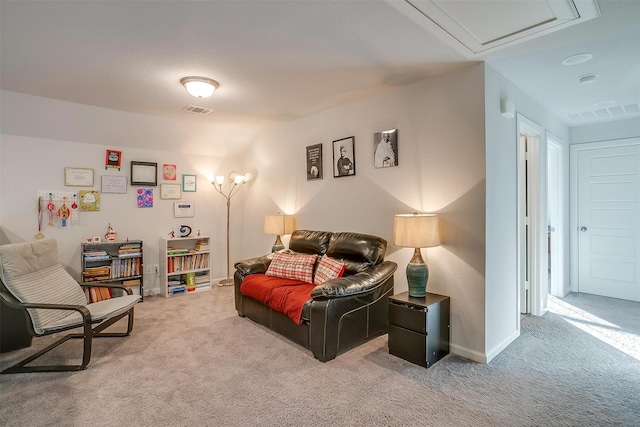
[398,0,601,56]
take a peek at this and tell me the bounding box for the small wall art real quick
[182,174,197,192]
[137,188,153,208]
[333,136,355,177]
[160,183,182,200]
[306,143,323,180]
[105,149,122,170]
[163,164,177,180]
[373,129,398,168]
[101,175,127,194]
[131,161,157,186]
[79,190,100,211]
[64,167,94,187]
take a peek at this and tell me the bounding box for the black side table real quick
[388,291,450,368]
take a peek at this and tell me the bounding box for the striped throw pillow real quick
[265,251,318,284]
[313,255,346,285]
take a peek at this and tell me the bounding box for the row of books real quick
[83,258,141,280]
[167,253,209,273]
[194,239,209,251]
[84,249,111,262]
[84,286,112,303]
[167,273,211,295]
[118,242,142,258]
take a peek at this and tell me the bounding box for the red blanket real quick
[240,274,314,325]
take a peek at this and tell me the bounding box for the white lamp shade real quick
[264,215,296,235]
[394,213,440,248]
[180,76,219,98]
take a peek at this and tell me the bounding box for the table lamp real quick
[393,213,440,297]
[264,214,296,252]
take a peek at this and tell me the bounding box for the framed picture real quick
[306,143,323,180]
[64,167,94,187]
[105,149,122,170]
[163,164,177,180]
[78,190,100,211]
[174,201,195,218]
[136,188,154,208]
[182,174,197,192]
[333,136,356,177]
[373,129,398,168]
[160,183,182,200]
[131,161,157,186]
[101,175,127,194]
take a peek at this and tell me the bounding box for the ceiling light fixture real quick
[180,76,219,98]
[562,53,593,66]
[578,74,598,85]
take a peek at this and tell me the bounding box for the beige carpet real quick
[1,287,638,427]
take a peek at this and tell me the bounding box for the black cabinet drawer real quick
[389,300,427,334]
[388,324,428,367]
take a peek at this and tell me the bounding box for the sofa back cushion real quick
[289,230,331,255]
[326,232,387,275]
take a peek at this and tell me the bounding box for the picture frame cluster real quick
[305,129,398,180]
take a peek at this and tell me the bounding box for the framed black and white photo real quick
[130,161,158,186]
[373,129,398,168]
[332,136,355,178]
[306,143,323,180]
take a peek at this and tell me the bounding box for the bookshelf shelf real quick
[160,236,211,298]
[81,240,144,302]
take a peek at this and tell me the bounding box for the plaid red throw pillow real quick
[313,255,346,285]
[265,251,318,284]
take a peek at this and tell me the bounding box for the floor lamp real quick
[211,172,253,286]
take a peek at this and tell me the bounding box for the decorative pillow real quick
[265,251,318,284]
[313,255,346,285]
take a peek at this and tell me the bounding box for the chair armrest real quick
[0,290,90,317]
[80,283,133,295]
[311,261,397,298]
[234,254,272,276]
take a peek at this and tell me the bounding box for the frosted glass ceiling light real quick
[180,76,219,98]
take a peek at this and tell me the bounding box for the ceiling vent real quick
[182,105,214,116]
[566,103,640,123]
[388,0,601,57]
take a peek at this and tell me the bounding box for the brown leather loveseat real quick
[233,230,397,362]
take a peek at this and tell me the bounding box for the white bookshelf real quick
[159,236,211,298]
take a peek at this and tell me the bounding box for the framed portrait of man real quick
[333,136,355,178]
[373,129,398,168]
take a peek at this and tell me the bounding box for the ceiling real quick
[1,0,639,145]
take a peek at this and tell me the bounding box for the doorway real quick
[517,114,548,315]
[570,138,640,302]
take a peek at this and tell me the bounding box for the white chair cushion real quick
[0,238,60,280]
[41,294,141,333]
[2,264,88,334]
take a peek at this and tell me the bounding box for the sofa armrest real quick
[234,254,272,276]
[311,261,397,298]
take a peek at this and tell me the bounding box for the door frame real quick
[517,114,548,316]
[547,134,564,297]
[570,137,640,293]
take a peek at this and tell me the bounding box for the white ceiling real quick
[1,0,639,145]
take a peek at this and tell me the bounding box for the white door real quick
[576,140,640,302]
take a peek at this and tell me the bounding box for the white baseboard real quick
[485,328,520,363]
[450,344,488,364]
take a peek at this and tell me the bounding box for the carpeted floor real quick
[1,287,638,427]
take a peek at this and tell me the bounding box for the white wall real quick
[570,117,640,144]
[0,92,247,295]
[240,64,488,361]
[484,64,570,361]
